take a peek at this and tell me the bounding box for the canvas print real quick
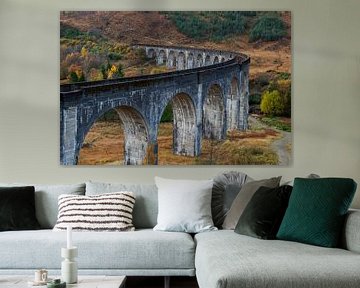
[60,11,291,165]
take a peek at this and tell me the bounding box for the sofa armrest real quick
[342,209,360,253]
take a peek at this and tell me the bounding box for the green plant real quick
[268,79,291,117]
[260,116,291,132]
[249,15,286,42]
[68,71,79,83]
[249,93,262,105]
[108,52,122,61]
[260,90,285,116]
[60,23,86,39]
[160,104,173,122]
[164,11,247,42]
[278,72,291,80]
[255,73,270,87]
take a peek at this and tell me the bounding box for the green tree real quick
[160,104,173,122]
[68,71,78,83]
[260,90,285,116]
[78,71,85,82]
[268,79,291,117]
[107,64,124,79]
[250,15,286,42]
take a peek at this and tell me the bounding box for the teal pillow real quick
[277,178,357,247]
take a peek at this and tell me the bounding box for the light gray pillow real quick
[212,171,253,228]
[153,177,217,233]
[86,181,158,229]
[222,177,281,230]
[0,183,85,228]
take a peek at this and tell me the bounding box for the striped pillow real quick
[53,192,135,232]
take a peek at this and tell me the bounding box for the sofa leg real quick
[164,276,170,288]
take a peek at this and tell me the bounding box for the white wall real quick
[0,0,359,208]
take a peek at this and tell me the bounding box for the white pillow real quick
[53,192,135,232]
[153,177,217,233]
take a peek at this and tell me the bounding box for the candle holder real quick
[61,247,78,284]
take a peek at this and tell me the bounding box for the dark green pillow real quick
[0,186,41,231]
[234,185,292,239]
[277,178,357,247]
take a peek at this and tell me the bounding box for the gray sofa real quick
[0,181,359,288]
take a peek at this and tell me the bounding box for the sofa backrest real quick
[341,209,360,253]
[0,183,86,228]
[86,181,158,229]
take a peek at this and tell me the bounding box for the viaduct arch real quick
[60,44,250,165]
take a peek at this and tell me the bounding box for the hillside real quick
[60,11,291,80]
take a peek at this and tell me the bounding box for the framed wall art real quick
[60,11,291,166]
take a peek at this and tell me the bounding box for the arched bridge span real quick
[60,45,250,165]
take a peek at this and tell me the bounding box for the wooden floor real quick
[126,276,199,288]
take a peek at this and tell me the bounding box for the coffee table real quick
[0,275,126,288]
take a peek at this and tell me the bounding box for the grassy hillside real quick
[60,11,291,80]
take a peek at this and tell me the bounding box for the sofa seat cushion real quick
[0,229,195,270]
[195,230,360,288]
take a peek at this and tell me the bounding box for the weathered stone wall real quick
[60,45,250,165]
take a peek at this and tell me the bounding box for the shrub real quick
[60,23,85,39]
[87,28,103,39]
[68,71,79,83]
[249,15,286,42]
[255,73,270,87]
[160,104,173,122]
[165,11,247,42]
[107,64,124,79]
[108,52,122,61]
[260,90,285,116]
[89,68,104,81]
[98,109,119,121]
[268,79,291,117]
[249,93,262,105]
[278,72,291,80]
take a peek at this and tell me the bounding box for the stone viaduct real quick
[60,44,250,165]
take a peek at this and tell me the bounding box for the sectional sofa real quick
[0,179,359,288]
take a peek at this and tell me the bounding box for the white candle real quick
[67,225,72,249]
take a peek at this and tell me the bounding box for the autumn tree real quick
[107,64,124,79]
[267,79,291,116]
[260,90,285,116]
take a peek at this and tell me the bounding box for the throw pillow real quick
[212,171,252,228]
[283,173,320,186]
[153,177,217,233]
[86,181,158,229]
[0,183,86,228]
[53,192,136,232]
[234,185,293,239]
[277,178,357,248]
[222,176,281,230]
[0,186,41,231]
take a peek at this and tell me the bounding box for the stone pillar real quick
[60,106,78,165]
[115,107,149,165]
[239,65,250,130]
[171,93,197,156]
[195,83,203,156]
[145,141,158,165]
[227,78,240,131]
[203,84,225,140]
